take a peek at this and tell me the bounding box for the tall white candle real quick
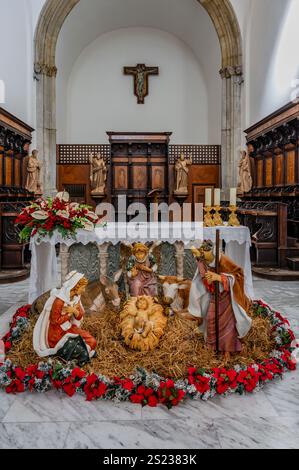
[230,188,237,206]
[214,188,221,206]
[205,188,212,207]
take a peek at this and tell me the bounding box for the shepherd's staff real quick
[215,229,221,354]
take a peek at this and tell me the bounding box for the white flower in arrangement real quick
[82,220,95,231]
[70,202,80,210]
[55,191,70,202]
[56,210,70,219]
[86,211,99,221]
[31,210,49,220]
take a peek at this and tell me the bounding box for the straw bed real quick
[7,305,275,380]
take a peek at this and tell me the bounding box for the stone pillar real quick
[220,66,243,197]
[60,243,70,285]
[175,241,185,278]
[35,63,58,197]
[98,242,110,277]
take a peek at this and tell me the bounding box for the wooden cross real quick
[124,64,159,104]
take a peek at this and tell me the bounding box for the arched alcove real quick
[34,0,243,195]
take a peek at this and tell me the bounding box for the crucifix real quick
[124,63,159,104]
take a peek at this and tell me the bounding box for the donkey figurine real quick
[31,269,123,316]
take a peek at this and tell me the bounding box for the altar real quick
[28,223,254,303]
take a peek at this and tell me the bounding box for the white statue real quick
[238,150,253,194]
[90,153,107,195]
[25,149,42,194]
[175,153,192,194]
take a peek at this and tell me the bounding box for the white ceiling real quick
[56,0,221,86]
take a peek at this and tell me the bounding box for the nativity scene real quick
[0,0,298,452]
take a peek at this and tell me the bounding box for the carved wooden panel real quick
[0,152,3,186]
[286,150,296,184]
[152,166,165,189]
[114,166,128,190]
[265,157,273,186]
[14,157,21,187]
[275,154,284,185]
[133,166,147,190]
[257,160,264,187]
[5,155,12,186]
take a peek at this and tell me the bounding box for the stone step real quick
[286,257,299,271]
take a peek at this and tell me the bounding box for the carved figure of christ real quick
[124,64,159,104]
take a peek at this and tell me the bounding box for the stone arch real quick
[35,0,243,195]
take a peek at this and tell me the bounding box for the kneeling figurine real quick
[33,271,97,365]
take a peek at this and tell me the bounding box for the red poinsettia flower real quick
[147,395,159,407]
[130,394,144,405]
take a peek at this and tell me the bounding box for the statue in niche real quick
[90,153,107,195]
[174,153,192,195]
[25,149,42,195]
[238,150,253,194]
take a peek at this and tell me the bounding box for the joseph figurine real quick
[188,240,252,361]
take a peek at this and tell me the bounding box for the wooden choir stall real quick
[0,107,35,282]
[239,101,299,278]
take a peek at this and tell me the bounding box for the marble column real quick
[35,63,58,197]
[220,66,243,197]
[60,243,70,285]
[98,242,110,277]
[175,241,185,278]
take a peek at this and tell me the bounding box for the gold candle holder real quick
[228,205,240,227]
[213,206,223,226]
[204,206,215,227]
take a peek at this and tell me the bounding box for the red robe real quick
[48,298,96,351]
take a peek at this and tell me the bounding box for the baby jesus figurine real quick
[120,296,167,352]
[131,297,154,339]
[188,240,252,361]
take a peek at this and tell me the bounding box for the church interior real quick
[0,0,298,451]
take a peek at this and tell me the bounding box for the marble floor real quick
[0,277,298,449]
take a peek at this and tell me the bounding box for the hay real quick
[7,305,275,380]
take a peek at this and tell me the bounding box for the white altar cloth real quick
[29,223,254,303]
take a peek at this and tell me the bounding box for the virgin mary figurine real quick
[33,271,97,362]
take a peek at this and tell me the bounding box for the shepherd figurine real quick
[188,238,252,361]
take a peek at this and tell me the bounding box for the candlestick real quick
[213,206,223,226]
[230,188,237,207]
[204,206,215,227]
[228,205,240,227]
[205,188,212,207]
[214,188,221,207]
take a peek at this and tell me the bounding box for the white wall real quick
[63,27,209,144]
[245,0,294,127]
[0,0,31,123]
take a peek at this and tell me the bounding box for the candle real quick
[205,188,212,207]
[230,188,237,206]
[214,188,221,206]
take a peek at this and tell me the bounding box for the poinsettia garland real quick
[15,193,102,243]
[0,301,297,408]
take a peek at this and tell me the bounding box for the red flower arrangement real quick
[0,300,297,408]
[15,192,102,243]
